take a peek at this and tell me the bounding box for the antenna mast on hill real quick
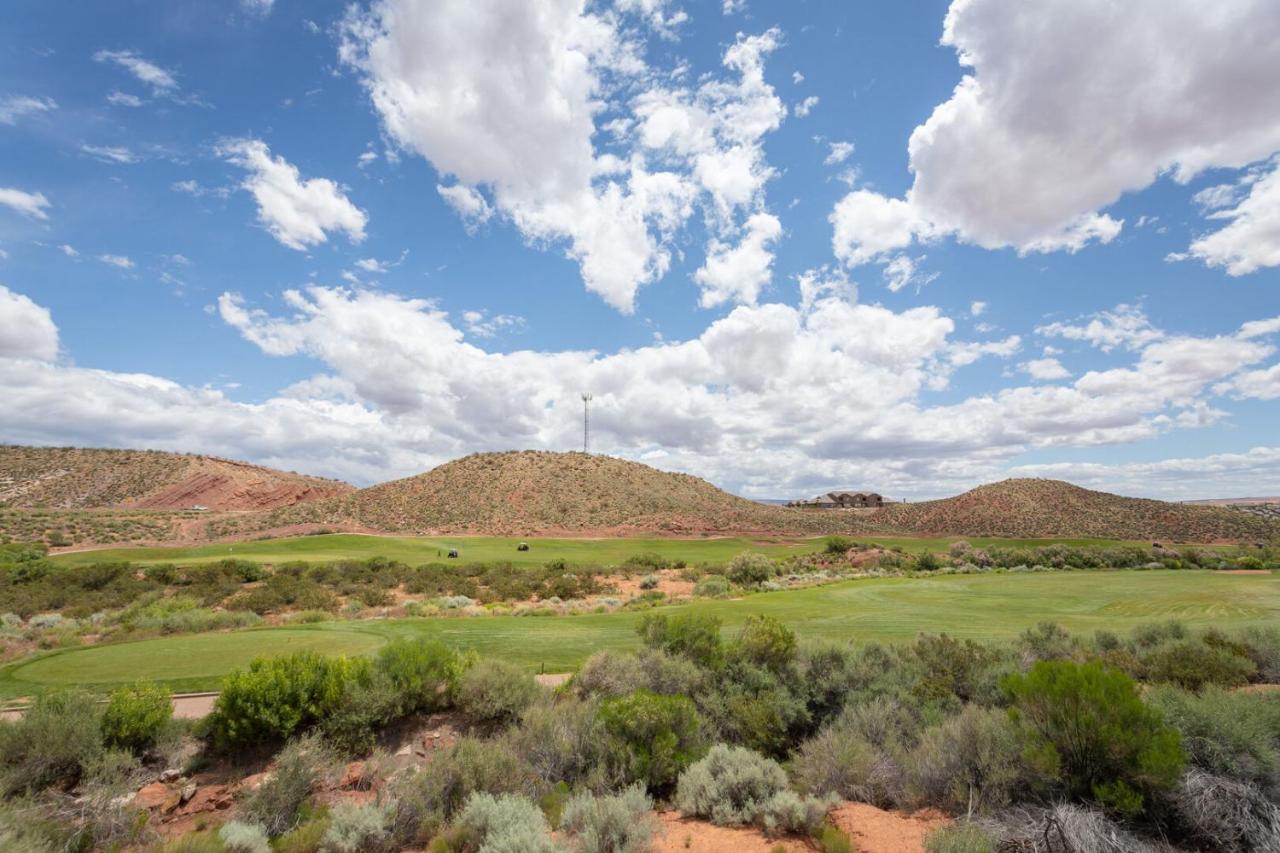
[581,392,593,453]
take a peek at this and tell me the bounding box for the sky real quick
[1,0,1278,501]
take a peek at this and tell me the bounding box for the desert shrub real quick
[560,784,657,853]
[1003,660,1185,815]
[792,699,918,808]
[636,648,705,696]
[218,821,270,853]
[1017,622,1077,663]
[825,536,854,555]
[907,705,1022,814]
[398,736,538,828]
[274,814,332,853]
[574,650,647,698]
[209,652,367,750]
[0,689,104,793]
[320,800,393,852]
[375,637,466,715]
[637,612,723,668]
[914,552,943,572]
[240,735,337,837]
[101,681,172,752]
[505,695,624,792]
[452,792,557,852]
[733,615,797,672]
[1171,769,1280,853]
[923,824,996,853]
[321,672,401,757]
[699,667,808,758]
[598,690,703,795]
[727,552,775,586]
[814,821,855,853]
[675,744,829,834]
[1239,625,1280,681]
[911,633,999,703]
[1147,684,1280,795]
[457,659,539,729]
[693,576,730,598]
[1141,639,1256,690]
[637,574,659,590]
[1132,620,1187,648]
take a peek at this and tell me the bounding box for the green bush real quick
[398,736,538,826]
[102,681,172,752]
[321,671,401,757]
[693,576,730,598]
[560,784,657,853]
[1003,660,1185,815]
[733,615,797,672]
[574,651,647,698]
[453,792,557,852]
[504,695,623,791]
[375,638,466,715]
[598,690,704,795]
[218,821,270,853]
[320,800,393,852]
[824,536,854,555]
[675,744,830,835]
[907,705,1022,814]
[923,824,997,853]
[727,552,775,586]
[637,612,723,668]
[0,689,104,793]
[457,659,539,729]
[208,652,367,750]
[240,735,336,837]
[1141,640,1256,690]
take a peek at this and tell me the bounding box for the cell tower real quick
[581,392,593,453]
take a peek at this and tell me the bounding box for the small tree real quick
[598,690,704,795]
[727,552,775,586]
[733,615,797,673]
[102,681,172,753]
[1003,660,1185,815]
[637,613,723,668]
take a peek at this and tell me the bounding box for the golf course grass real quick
[50,532,1162,567]
[3,569,1274,697]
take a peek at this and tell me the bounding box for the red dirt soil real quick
[653,803,951,853]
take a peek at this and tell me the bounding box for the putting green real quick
[2,628,385,695]
[3,570,1275,697]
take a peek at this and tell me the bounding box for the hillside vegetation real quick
[0,445,351,511]
[876,477,1280,541]
[264,451,845,536]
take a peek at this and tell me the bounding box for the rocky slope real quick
[873,478,1280,542]
[0,445,352,511]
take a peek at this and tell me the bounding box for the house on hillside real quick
[789,491,884,509]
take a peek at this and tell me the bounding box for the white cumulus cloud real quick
[0,187,51,220]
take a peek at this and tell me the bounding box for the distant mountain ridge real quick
[0,445,352,511]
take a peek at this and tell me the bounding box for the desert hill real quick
[268,450,845,536]
[0,445,352,512]
[873,478,1279,542]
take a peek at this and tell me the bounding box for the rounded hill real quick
[876,478,1279,542]
[289,451,839,536]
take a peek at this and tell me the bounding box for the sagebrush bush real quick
[637,612,724,668]
[504,695,622,791]
[923,823,996,853]
[240,735,336,837]
[560,784,657,853]
[598,690,704,795]
[453,792,557,852]
[908,705,1022,814]
[792,697,916,808]
[675,744,830,834]
[727,552,775,586]
[217,821,270,853]
[0,689,104,793]
[457,658,539,728]
[208,652,366,750]
[1004,660,1185,815]
[1141,639,1256,690]
[733,615,797,672]
[1147,684,1280,797]
[101,681,172,752]
[693,576,730,598]
[319,800,393,853]
[396,736,538,828]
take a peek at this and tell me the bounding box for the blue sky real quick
[1,0,1278,499]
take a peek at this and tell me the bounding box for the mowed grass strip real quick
[2,570,1274,698]
[50,532,1166,567]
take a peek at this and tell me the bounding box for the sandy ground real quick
[654,812,813,852]
[830,803,951,853]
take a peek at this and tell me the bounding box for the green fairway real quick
[50,532,1159,567]
[3,569,1274,697]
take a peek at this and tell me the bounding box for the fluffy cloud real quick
[1,283,1277,496]
[219,139,368,251]
[0,95,56,125]
[341,0,786,312]
[694,212,781,307]
[1013,446,1280,501]
[832,0,1280,266]
[824,141,854,166]
[1037,304,1164,353]
[0,285,58,361]
[93,49,178,95]
[0,187,51,220]
[1020,358,1070,381]
[1180,159,1280,275]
